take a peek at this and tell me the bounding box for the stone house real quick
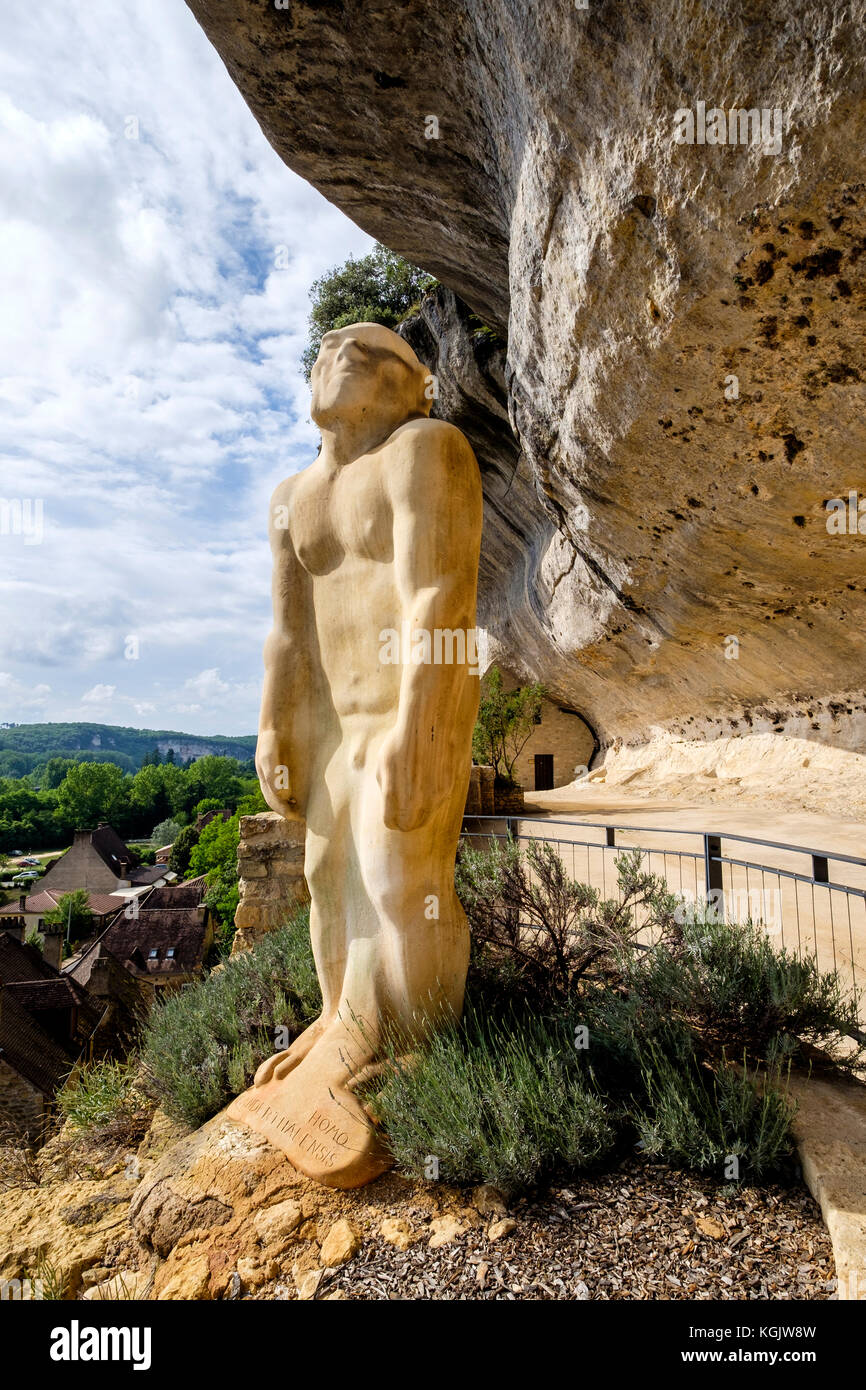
[40,823,175,898]
[87,875,214,1002]
[487,667,597,792]
[0,932,101,1141]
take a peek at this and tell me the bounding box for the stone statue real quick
[226,323,483,1188]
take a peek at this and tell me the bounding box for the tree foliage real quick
[301,243,436,379]
[188,813,241,938]
[43,889,94,947]
[0,752,263,852]
[168,825,200,879]
[55,762,128,829]
[471,667,545,787]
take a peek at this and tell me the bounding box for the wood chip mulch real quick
[316,1158,835,1301]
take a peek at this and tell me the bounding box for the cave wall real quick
[186,0,866,774]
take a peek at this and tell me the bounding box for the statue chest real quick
[290,466,394,575]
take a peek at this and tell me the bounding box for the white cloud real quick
[0,673,51,715]
[0,0,373,735]
[80,684,117,706]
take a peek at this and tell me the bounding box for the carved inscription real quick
[239,1096,361,1167]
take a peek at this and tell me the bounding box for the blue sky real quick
[0,0,372,734]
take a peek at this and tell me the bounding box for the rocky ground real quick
[314,1161,834,1302]
[0,1108,835,1302]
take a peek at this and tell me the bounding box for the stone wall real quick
[231,813,309,957]
[0,1060,44,1141]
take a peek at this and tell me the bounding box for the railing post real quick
[704,834,724,917]
[812,855,829,884]
[605,826,616,848]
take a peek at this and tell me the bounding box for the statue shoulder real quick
[269,472,300,512]
[387,417,479,496]
[391,415,474,456]
[267,473,302,549]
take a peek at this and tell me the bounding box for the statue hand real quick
[377,726,447,832]
[256,729,302,820]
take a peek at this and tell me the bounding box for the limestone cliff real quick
[185,0,866,793]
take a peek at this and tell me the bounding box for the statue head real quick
[310,322,432,433]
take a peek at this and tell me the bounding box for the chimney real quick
[42,928,62,971]
[18,893,26,912]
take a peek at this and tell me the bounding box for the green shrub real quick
[457,839,680,1005]
[301,244,436,379]
[366,1010,617,1197]
[617,911,863,1068]
[140,906,319,1127]
[634,1048,796,1180]
[57,1060,140,1131]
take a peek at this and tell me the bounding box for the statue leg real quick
[227,731,470,1187]
[254,763,350,1084]
[227,741,392,1186]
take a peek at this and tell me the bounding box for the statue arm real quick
[378,421,483,831]
[256,479,310,819]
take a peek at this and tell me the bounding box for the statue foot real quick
[345,1051,422,1093]
[253,1014,331,1086]
[227,1027,391,1189]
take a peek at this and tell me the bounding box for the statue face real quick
[310,322,429,429]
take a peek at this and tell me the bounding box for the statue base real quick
[226,1072,392,1190]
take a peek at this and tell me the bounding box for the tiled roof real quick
[101,903,210,977]
[145,875,208,909]
[4,977,101,1029]
[90,823,133,872]
[1,929,101,1019]
[0,931,55,984]
[0,932,101,1097]
[0,890,126,918]
[126,864,171,886]
[0,991,76,1095]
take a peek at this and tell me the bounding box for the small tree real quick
[302,244,436,379]
[168,824,199,878]
[150,817,181,847]
[188,813,241,945]
[43,889,94,949]
[472,667,545,787]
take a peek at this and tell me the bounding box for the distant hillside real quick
[0,723,257,775]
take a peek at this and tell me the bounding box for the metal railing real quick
[460,814,866,1033]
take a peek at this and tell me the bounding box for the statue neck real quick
[317,417,399,469]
